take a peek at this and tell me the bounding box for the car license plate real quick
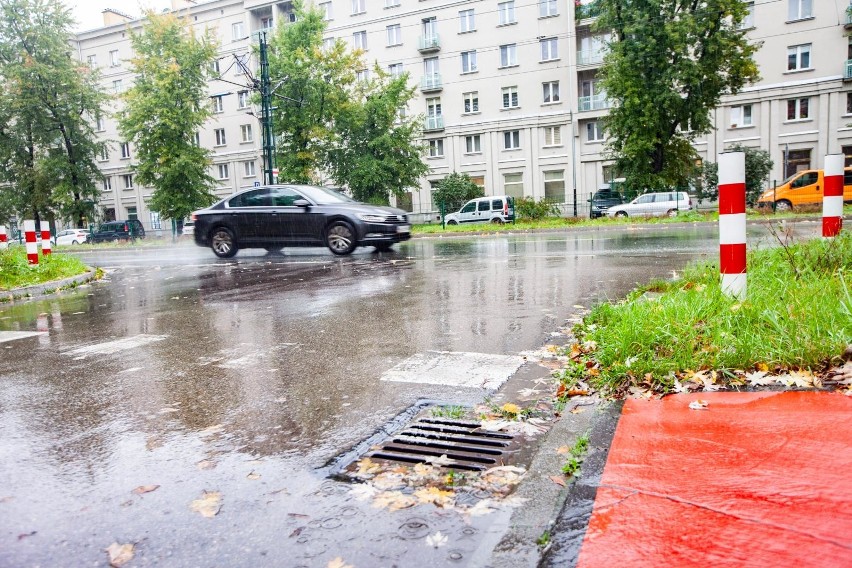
[397,224,410,233]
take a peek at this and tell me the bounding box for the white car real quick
[182,221,195,236]
[54,229,90,245]
[607,191,692,218]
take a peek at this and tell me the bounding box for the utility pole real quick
[258,32,276,185]
[570,110,578,217]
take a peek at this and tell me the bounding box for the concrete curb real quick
[1,268,98,303]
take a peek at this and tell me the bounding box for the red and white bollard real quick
[823,153,844,238]
[23,220,38,265]
[40,221,52,255]
[718,151,747,299]
[0,225,7,250]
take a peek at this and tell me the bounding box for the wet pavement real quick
[0,222,825,566]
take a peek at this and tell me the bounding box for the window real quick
[503,130,520,150]
[787,98,809,120]
[739,1,755,28]
[730,105,753,127]
[499,44,517,67]
[95,115,106,131]
[99,146,109,161]
[260,16,273,29]
[424,56,439,80]
[237,90,249,109]
[240,124,253,142]
[428,139,444,157]
[356,69,369,82]
[387,24,401,46]
[243,161,256,177]
[504,173,523,198]
[586,120,604,141]
[461,50,477,73]
[502,86,519,109]
[388,63,404,78]
[319,2,332,20]
[122,174,133,189]
[232,22,244,40]
[544,126,562,146]
[787,0,812,21]
[150,212,161,230]
[86,54,97,67]
[540,38,558,61]
[498,1,516,25]
[212,96,224,113]
[353,30,367,50]
[463,91,479,113]
[422,17,437,40]
[459,9,475,32]
[542,81,560,103]
[323,37,335,51]
[783,148,811,178]
[544,170,565,202]
[847,93,852,115]
[787,44,811,71]
[539,0,558,17]
[351,0,366,15]
[109,50,119,66]
[215,128,227,146]
[217,164,230,180]
[112,79,123,93]
[210,59,220,75]
[386,0,400,6]
[127,207,137,221]
[103,177,112,191]
[426,97,442,118]
[192,132,200,146]
[235,54,249,75]
[465,135,482,153]
[120,142,130,159]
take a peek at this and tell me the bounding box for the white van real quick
[444,196,515,225]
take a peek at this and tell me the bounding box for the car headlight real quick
[358,214,387,223]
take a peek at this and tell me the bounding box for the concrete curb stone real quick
[1,268,98,303]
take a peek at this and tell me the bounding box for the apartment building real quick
[71,0,852,229]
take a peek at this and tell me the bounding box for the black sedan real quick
[192,185,411,257]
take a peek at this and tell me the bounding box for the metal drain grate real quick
[367,417,516,472]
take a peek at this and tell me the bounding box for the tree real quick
[597,0,760,192]
[0,0,107,227]
[118,11,218,226]
[432,172,484,212]
[699,144,773,205]
[325,65,428,204]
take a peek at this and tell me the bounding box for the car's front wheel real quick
[326,221,356,255]
[211,227,238,258]
[71,240,79,245]
[775,200,792,212]
[667,209,678,217]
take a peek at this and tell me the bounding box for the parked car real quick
[89,220,146,243]
[756,168,852,211]
[182,221,194,237]
[54,229,90,245]
[589,187,624,219]
[607,191,692,218]
[443,196,515,225]
[191,184,411,258]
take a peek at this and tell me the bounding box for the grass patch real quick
[561,434,590,477]
[0,247,90,291]
[574,232,852,394]
[430,405,467,419]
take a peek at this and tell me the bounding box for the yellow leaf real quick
[372,490,416,511]
[106,543,134,567]
[131,485,159,495]
[556,445,571,454]
[327,557,354,568]
[246,472,261,480]
[756,362,769,372]
[190,491,221,518]
[414,487,455,507]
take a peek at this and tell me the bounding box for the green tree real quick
[325,65,428,204]
[699,144,773,205]
[0,0,106,227]
[118,11,218,226]
[597,0,760,192]
[267,0,361,183]
[432,171,484,212]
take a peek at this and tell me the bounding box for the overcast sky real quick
[63,0,171,32]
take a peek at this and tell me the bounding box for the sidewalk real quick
[543,391,852,567]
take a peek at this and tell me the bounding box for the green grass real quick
[561,434,590,477]
[573,232,852,393]
[0,247,90,291]
[430,405,467,419]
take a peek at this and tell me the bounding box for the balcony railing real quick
[418,35,441,53]
[577,49,605,66]
[575,0,602,21]
[424,116,444,131]
[578,93,610,111]
[845,59,852,80]
[420,73,442,92]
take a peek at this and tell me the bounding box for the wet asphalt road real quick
[0,222,822,567]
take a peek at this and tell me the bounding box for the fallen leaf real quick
[371,490,416,511]
[549,475,566,487]
[414,487,455,508]
[327,557,354,568]
[465,499,498,517]
[567,388,590,397]
[354,458,383,479]
[246,472,261,480]
[672,379,690,393]
[105,542,134,567]
[132,484,160,495]
[569,407,585,414]
[689,400,709,410]
[412,463,437,479]
[756,362,769,372]
[196,459,216,470]
[426,531,449,548]
[746,370,774,386]
[517,387,542,397]
[190,491,222,518]
[778,370,814,388]
[556,446,571,455]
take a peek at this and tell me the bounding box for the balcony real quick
[418,35,441,53]
[420,73,442,93]
[845,60,852,81]
[578,93,610,111]
[575,0,602,21]
[424,116,444,131]
[577,49,605,66]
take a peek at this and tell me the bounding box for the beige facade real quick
[71,0,852,230]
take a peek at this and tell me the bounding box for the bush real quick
[515,197,560,220]
[433,172,484,213]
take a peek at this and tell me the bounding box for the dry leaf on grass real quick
[746,371,774,386]
[131,485,159,495]
[190,491,222,518]
[426,531,449,548]
[777,370,814,388]
[105,542,134,567]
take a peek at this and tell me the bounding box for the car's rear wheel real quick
[667,209,678,217]
[211,227,238,258]
[615,211,628,218]
[71,240,79,245]
[490,217,504,224]
[326,221,356,255]
[447,219,458,225]
[775,200,792,212]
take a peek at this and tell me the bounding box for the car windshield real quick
[296,185,356,205]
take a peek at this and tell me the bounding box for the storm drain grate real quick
[366,417,517,472]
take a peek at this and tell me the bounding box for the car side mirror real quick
[294,199,310,208]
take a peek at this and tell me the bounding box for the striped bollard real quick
[0,225,7,250]
[823,153,844,238]
[41,221,52,255]
[718,151,746,299]
[23,220,38,265]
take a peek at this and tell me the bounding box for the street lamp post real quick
[258,32,276,186]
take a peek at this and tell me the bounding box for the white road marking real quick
[0,331,47,344]
[66,334,168,356]
[381,351,525,390]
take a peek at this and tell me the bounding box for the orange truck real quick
[757,168,852,211]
